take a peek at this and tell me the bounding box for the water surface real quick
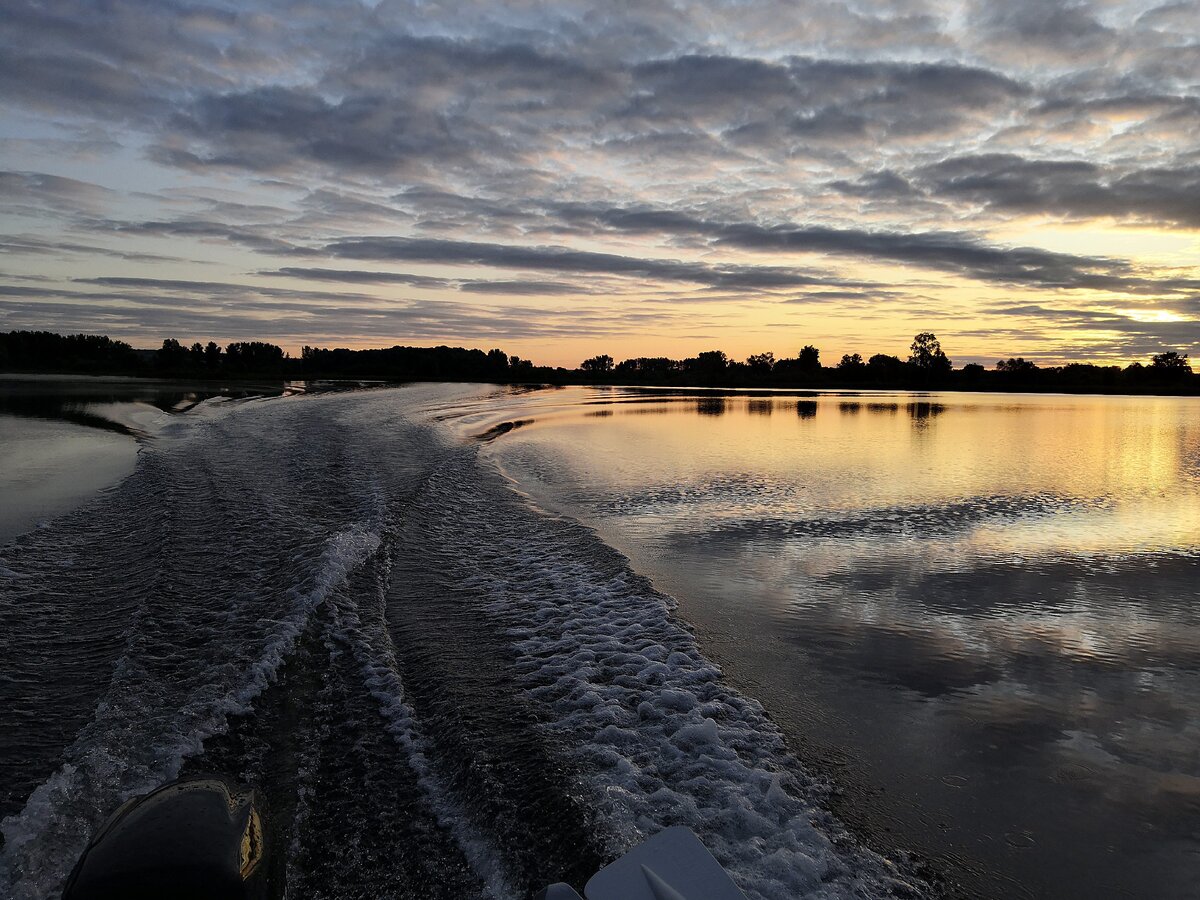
[1,383,918,900]
[0,376,304,541]
[470,386,1200,900]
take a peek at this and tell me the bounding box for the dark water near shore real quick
[464,386,1200,900]
[0,383,919,900]
[0,376,305,542]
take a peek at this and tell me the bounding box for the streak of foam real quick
[322,549,518,900]
[423,458,926,900]
[0,522,382,900]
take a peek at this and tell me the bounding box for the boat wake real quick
[0,384,927,899]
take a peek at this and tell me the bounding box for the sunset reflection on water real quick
[461,386,1200,900]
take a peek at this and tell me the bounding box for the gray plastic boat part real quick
[583,826,748,900]
[533,885,586,900]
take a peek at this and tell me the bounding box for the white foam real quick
[427,458,924,900]
[321,558,520,900]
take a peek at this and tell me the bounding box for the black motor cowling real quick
[62,775,267,900]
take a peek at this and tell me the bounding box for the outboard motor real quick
[61,775,267,900]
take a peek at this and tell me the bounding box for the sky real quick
[1,0,1198,368]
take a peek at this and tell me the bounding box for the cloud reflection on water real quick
[469,385,1200,900]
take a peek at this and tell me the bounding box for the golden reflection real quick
[455,382,1200,895]
[464,386,1200,561]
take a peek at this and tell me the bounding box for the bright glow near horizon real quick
[1,1,1198,368]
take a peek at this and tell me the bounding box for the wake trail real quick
[0,384,930,900]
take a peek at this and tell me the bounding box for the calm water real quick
[459,386,1200,900]
[0,376,306,541]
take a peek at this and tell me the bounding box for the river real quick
[3,381,1197,899]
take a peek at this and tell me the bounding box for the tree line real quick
[1,329,1195,394]
[0,332,294,377]
[579,333,1196,392]
[0,331,546,382]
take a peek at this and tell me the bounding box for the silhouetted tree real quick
[682,350,728,383]
[909,332,951,374]
[867,353,905,381]
[832,352,865,384]
[797,345,821,373]
[1151,351,1191,372]
[960,363,986,385]
[615,357,679,379]
[1142,350,1192,385]
[5,328,1198,395]
[225,341,285,374]
[580,354,614,374]
[0,331,141,374]
[158,338,187,370]
[509,355,536,378]
[746,352,775,374]
[996,357,1039,376]
[486,348,509,372]
[1123,361,1146,382]
[1058,362,1120,390]
[993,357,1041,388]
[298,343,566,383]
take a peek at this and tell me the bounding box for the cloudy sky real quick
[2,0,1198,366]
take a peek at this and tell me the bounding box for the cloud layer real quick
[1,0,1197,363]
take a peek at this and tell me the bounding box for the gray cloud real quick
[983,301,1200,357]
[545,201,1200,295]
[1,0,1197,360]
[969,0,1118,63]
[0,50,156,121]
[264,268,450,289]
[457,280,596,295]
[0,235,186,264]
[0,171,117,218]
[625,55,1029,143]
[120,32,1036,179]
[158,86,493,176]
[102,219,304,256]
[261,267,596,295]
[1137,1,1200,30]
[0,285,703,345]
[783,289,911,304]
[322,235,877,292]
[915,154,1200,229]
